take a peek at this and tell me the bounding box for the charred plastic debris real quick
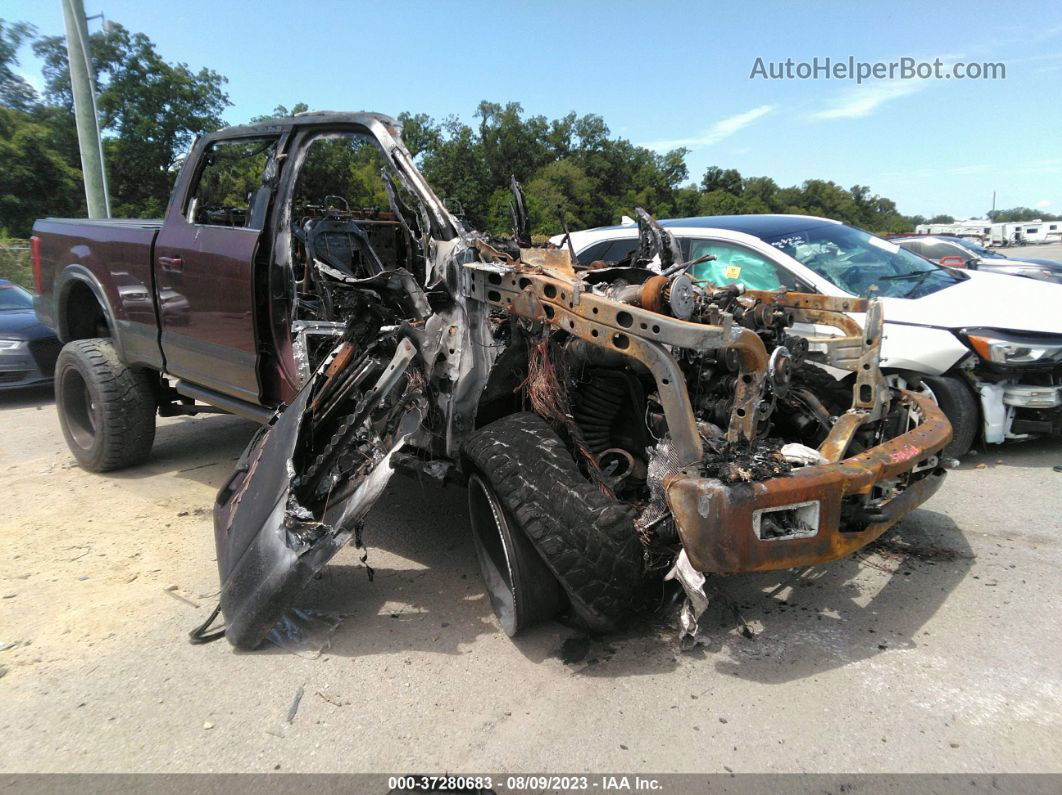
[208,121,953,651]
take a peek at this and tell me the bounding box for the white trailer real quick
[990,220,1060,245]
[914,219,991,241]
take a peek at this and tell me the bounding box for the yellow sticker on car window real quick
[724,265,742,279]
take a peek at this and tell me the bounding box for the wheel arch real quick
[882,367,982,456]
[472,333,530,430]
[56,266,115,343]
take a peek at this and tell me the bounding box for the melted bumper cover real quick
[664,392,952,574]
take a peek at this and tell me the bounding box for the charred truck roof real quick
[204,112,953,650]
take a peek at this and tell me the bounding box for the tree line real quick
[0,17,1035,243]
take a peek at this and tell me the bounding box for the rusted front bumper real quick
[664,392,952,574]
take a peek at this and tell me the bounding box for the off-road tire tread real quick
[792,363,852,415]
[463,412,643,632]
[56,338,156,471]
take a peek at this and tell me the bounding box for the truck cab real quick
[34,112,457,468]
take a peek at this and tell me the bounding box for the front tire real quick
[463,413,644,635]
[887,372,979,458]
[920,375,979,459]
[55,339,157,472]
[466,473,567,636]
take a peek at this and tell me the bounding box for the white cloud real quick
[641,105,775,150]
[1036,199,1052,208]
[809,80,926,121]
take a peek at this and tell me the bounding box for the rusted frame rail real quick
[466,262,883,469]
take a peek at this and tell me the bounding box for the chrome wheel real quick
[467,473,565,636]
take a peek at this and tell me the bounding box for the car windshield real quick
[946,238,1006,259]
[761,224,962,298]
[0,284,33,311]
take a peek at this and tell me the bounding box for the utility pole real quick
[61,0,110,218]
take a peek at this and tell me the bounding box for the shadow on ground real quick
[0,384,53,409]
[238,475,506,659]
[957,436,1062,472]
[109,413,260,489]
[243,466,974,684]
[540,507,975,683]
[23,385,975,679]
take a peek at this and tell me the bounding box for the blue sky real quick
[6,0,1061,218]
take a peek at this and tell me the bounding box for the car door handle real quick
[158,255,184,272]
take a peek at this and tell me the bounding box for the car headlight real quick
[0,339,26,351]
[962,328,1062,367]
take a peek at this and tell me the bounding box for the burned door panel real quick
[215,331,426,649]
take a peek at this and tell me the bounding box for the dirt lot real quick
[1,385,1060,774]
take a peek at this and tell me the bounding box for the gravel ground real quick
[0,386,1060,774]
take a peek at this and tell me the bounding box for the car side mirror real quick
[938,255,966,268]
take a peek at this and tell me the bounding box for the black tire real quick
[791,363,852,416]
[919,374,979,459]
[466,473,567,636]
[463,413,643,634]
[55,338,157,472]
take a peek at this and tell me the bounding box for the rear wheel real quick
[55,339,157,472]
[463,413,644,635]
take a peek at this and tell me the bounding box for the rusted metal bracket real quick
[743,289,872,370]
[664,390,952,574]
[469,266,704,465]
[851,299,889,419]
[812,299,890,462]
[467,264,780,464]
[466,262,884,466]
[817,411,864,463]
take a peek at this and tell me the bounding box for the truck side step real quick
[174,381,274,424]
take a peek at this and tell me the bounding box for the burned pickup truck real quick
[32,113,952,648]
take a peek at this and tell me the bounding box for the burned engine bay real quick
[209,117,952,651]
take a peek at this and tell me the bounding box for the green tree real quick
[701,166,743,195]
[742,176,779,210]
[518,158,595,235]
[33,22,230,217]
[987,207,1061,222]
[475,101,552,191]
[419,115,491,225]
[396,111,442,159]
[251,102,310,123]
[697,189,749,216]
[412,102,690,232]
[0,106,83,235]
[0,20,37,112]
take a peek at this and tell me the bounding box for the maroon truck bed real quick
[33,217,164,371]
